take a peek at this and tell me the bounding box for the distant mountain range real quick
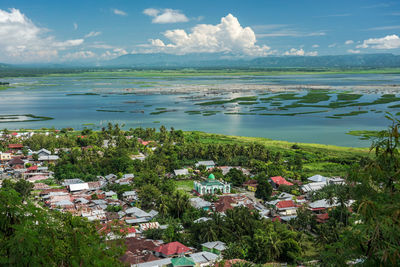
[105,53,400,68]
[1,53,400,69]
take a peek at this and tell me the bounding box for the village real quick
[0,129,355,267]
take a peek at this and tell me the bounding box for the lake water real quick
[1,73,400,147]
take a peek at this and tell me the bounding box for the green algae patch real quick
[0,114,53,123]
[196,96,258,106]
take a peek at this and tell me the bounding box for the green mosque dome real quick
[208,173,215,180]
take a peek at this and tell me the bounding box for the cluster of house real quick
[38,174,161,225]
[241,174,349,223]
[0,144,58,182]
[120,239,226,267]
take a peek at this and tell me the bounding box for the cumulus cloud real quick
[328,43,337,48]
[347,49,361,54]
[0,8,84,62]
[284,48,318,56]
[113,9,127,16]
[312,44,319,48]
[284,48,305,56]
[143,8,189,24]
[345,40,354,45]
[63,50,96,60]
[84,31,101,38]
[356,34,400,49]
[142,14,272,56]
[73,22,78,30]
[101,48,128,59]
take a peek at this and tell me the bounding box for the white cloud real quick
[113,9,127,16]
[141,14,272,56]
[312,44,319,48]
[150,39,166,47]
[284,48,304,56]
[63,50,96,60]
[347,49,361,54]
[345,40,354,45]
[284,48,318,56]
[84,31,102,38]
[53,39,84,49]
[0,8,84,62]
[328,43,337,48]
[356,34,400,49]
[73,22,78,30]
[101,48,128,59]
[143,8,189,24]
[143,8,159,17]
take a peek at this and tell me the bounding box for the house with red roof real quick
[275,200,298,216]
[270,176,294,189]
[8,144,23,150]
[8,157,25,169]
[138,138,153,146]
[315,213,329,223]
[153,241,192,258]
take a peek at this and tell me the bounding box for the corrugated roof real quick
[69,183,89,191]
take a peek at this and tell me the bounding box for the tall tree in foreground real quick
[322,115,400,266]
[0,188,124,266]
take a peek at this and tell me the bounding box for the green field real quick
[176,180,194,192]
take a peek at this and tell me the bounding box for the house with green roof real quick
[201,241,226,255]
[194,174,231,195]
[170,257,195,267]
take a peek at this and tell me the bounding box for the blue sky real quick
[0,0,399,63]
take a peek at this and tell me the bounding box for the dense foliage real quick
[0,188,124,266]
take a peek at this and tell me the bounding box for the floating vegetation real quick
[336,93,363,101]
[202,111,221,116]
[250,107,268,111]
[259,110,329,116]
[388,104,400,108]
[82,123,95,126]
[330,111,368,118]
[66,92,100,96]
[260,93,299,101]
[346,130,381,140]
[0,114,53,123]
[348,94,400,107]
[196,96,258,106]
[0,83,13,90]
[153,121,160,123]
[185,110,201,115]
[225,112,257,115]
[238,101,259,105]
[96,109,125,113]
[325,116,342,119]
[296,91,331,104]
[144,104,153,107]
[150,109,177,115]
[155,107,167,110]
[121,92,136,95]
